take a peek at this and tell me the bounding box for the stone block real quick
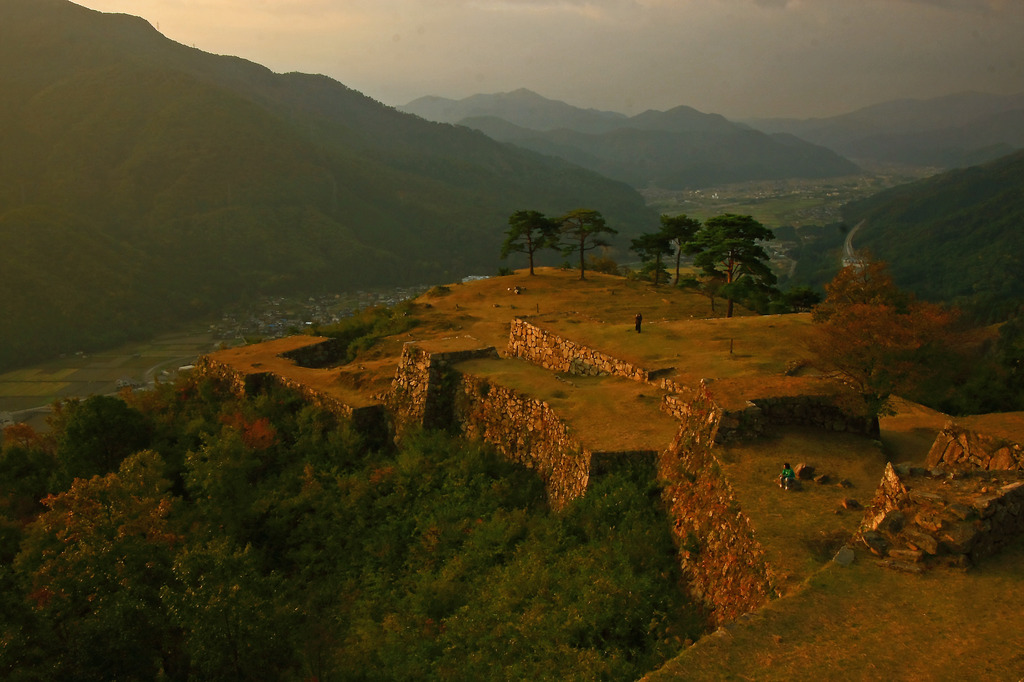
[861,531,889,557]
[902,529,940,555]
[940,522,978,554]
[914,510,945,533]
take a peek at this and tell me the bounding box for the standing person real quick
[635,312,642,334]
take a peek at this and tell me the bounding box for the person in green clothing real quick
[779,462,797,490]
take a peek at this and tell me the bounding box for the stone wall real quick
[656,386,778,626]
[195,355,389,446]
[717,395,879,442]
[926,423,1024,471]
[507,318,650,382]
[861,463,1024,568]
[386,343,500,433]
[453,374,593,510]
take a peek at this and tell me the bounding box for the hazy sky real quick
[73,0,1024,119]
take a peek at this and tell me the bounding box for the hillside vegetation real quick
[0,0,654,371]
[842,149,1024,320]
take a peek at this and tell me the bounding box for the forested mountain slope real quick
[842,149,1024,319]
[0,0,654,370]
[403,90,860,189]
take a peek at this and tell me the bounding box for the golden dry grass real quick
[717,426,889,594]
[645,537,1024,681]
[205,267,843,448]
[457,357,680,453]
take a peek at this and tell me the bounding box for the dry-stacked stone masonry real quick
[657,386,778,625]
[452,374,595,510]
[926,422,1024,471]
[861,462,1024,569]
[507,318,650,381]
[195,352,389,445]
[385,342,500,433]
[387,324,781,625]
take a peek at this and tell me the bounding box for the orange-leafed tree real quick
[13,450,181,679]
[809,259,959,418]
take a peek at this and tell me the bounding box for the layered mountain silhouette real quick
[746,92,1024,168]
[0,0,655,370]
[842,148,1024,317]
[401,90,860,189]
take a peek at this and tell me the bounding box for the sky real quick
[73,0,1024,119]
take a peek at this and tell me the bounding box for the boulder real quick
[903,529,940,555]
[833,545,856,567]
[940,522,979,554]
[861,531,888,557]
[876,510,906,533]
[914,510,945,533]
[888,548,924,563]
[794,463,815,480]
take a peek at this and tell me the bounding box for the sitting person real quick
[779,462,798,490]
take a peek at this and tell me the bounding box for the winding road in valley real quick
[842,220,866,266]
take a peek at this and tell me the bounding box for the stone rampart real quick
[452,374,592,510]
[386,343,501,433]
[657,386,778,626]
[195,355,389,446]
[861,463,1024,568]
[507,318,650,382]
[926,423,1024,471]
[717,395,879,442]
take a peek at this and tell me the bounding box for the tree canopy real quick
[630,232,674,286]
[809,259,960,419]
[501,210,560,275]
[558,209,618,280]
[692,214,777,317]
[658,214,702,286]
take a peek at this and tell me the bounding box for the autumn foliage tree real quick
[809,259,959,418]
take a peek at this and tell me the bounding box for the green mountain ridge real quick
[0,0,655,371]
[842,148,1024,319]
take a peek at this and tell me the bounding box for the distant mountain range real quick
[841,148,1024,318]
[401,90,860,189]
[0,0,655,370]
[745,92,1024,168]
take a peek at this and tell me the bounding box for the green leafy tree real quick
[780,285,822,313]
[693,214,777,317]
[630,233,674,286]
[558,209,618,280]
[501,210,559,275]
[50,395,151,485]
[659,214,702,286]
[161,539,298,681]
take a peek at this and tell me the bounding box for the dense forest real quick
[842,149,1024,321]
[0,375,702,680]
[0,0,654,371]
